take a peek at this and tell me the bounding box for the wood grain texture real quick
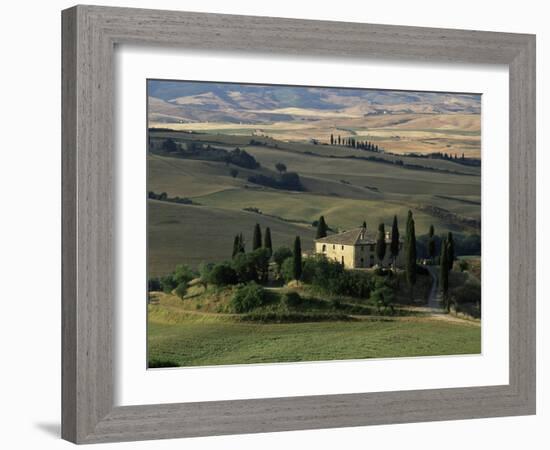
[61,5,536,444]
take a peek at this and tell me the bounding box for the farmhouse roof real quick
[315,227,398,246]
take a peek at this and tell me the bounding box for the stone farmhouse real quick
[314,225,404,269]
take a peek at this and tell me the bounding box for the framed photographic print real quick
[62,5,536,444]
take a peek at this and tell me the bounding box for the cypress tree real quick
[428,224,436,262]
[405,210,417,296]
[293,236,302,280]
[390,215,400,265]
[447,232,455,270]
[264,227,272,257]
[316,215,328,239]
[238,233,245,254]
[232,234,240,258]
[252,223,262,250]
[440,238,450,311]
[376,223,386,265]
[330,134,334,145]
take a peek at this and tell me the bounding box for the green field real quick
[148,200,316,276]
[148,315,481,367]
[146,266,480,368]
[147,131,480,275]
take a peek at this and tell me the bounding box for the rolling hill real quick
[147,130,480,276]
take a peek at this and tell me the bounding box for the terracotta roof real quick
[315,227,398,246]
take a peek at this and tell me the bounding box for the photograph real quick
[146,79,482,368]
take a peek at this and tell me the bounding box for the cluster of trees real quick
[246,162,303,191]
[155,138,260,170]
[228,147,260,169]
[247,172,303,191]
[147,191,197,205]
[148,264,196,299]
[248,138,278,148]
[406,151,481,167]
[416,231,480,259]
[296,255,373,298]
[200,248,271,288]
[415,222,478,313]
[330,134,382,152]
[199,228,305,312]
[279,253,397,313]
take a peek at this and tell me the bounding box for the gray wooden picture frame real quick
[61,5,536,444]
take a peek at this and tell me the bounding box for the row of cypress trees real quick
[329,134,381,152]
[232,223,273,258]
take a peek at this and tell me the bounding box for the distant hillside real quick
[148,80,481,125]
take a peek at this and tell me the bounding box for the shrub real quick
[301,255,343,285]
[208,262,238,286]
[273,246,293,273]
[280,257,296,283]
[230,282,266,313]
[174,281,188,299]
[281,291,302,308]
[250,248,271,282]
[198,262,214,288]
[160,274,177,294]
[232,253,258,283]
[450,280,481,305]
[300,255,373,298]
[231,249,270,283]
[370,279,395,315]
[173,264,195,285]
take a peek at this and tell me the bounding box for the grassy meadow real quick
[147,279,481,367]
[148,317,481,367]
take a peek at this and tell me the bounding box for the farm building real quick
[314,225,404,269]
